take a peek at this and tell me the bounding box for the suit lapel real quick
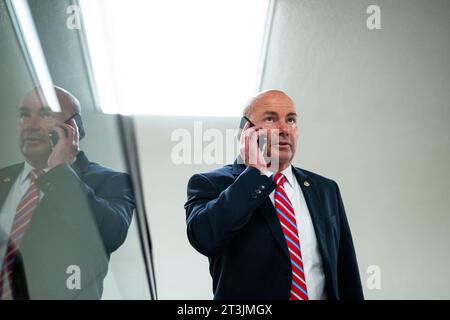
[232,160,333,264]
[259,198,290,260]
[0,163,24,209]
[260,166,332,262]
[292,167,330,269]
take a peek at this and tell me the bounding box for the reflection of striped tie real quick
[274,173,309,300]
[0,169,44,300]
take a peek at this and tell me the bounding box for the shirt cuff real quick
[261,169,273,178]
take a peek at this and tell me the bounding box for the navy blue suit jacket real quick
[0,151,135,299]
[185,160,364,300]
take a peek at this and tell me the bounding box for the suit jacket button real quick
[255,189,262,195]
[259,185,265,190]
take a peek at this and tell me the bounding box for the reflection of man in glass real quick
[0,86,135,299]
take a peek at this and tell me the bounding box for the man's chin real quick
[22,144,51,163]
[267,151,293,171]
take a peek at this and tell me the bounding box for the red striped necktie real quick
[0,168,44,300]
[273,172,309,300]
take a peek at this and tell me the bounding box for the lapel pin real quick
[304,181,310,187]
[2,177,11,183]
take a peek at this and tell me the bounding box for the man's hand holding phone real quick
[48,118,80,169]
[239,119,269,172]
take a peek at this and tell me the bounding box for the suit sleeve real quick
[334,181,364,299]
[37,164,135,253]
[185,166,275,257]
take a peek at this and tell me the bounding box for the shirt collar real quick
[20,161,49,185]
[263,164,295,186]
[280,165,294,188]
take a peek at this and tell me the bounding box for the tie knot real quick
[273,173,286,186]
[28,169,44,182]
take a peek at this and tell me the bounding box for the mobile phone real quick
[239,116,267,150]
[239,116,255,130]
[49,113,81,147]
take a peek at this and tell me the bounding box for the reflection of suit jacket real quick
[0,151,135,299]
[185,160,364,300]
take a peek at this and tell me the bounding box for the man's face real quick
[247,92,298,170]
[17,91,73,164]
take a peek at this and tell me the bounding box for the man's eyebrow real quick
[261,111,298,117]
[19,106,53,112]
[262,111,278,116]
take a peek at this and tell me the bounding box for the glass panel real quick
[0,0,154,299]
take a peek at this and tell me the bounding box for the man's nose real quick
[277,121,290,135]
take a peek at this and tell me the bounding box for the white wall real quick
[135,116,237,299]
[135,0,450,299]
[261,0,450,299]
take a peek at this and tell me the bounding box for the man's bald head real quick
[243,89,295,118]
[22,86,81,117]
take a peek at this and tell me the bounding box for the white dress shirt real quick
[265,165,327,300]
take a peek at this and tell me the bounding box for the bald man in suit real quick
[185,90,364,300]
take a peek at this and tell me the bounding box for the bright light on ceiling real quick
[79,0,270,117]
